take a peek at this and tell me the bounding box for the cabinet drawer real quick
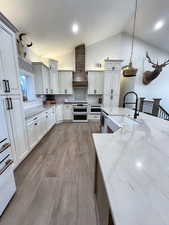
[89,114,100,120]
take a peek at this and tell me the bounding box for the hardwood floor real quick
[0,122,100,225]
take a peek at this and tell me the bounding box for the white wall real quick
[86,33,122,70]
[54,33,122,70]
[120,33,169,111]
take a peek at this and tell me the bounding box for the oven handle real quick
[0,143,11,153]
[0,160,13,176]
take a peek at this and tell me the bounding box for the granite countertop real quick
[24,105,55,120]
[93,107,169,225]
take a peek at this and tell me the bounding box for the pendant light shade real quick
[122,0,138,77]
[122,62,138,77]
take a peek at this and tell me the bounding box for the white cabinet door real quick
[0,23,20,95]
[56,104,63,123]
[63,104,72,121]
[37,112,46,138]
[96,71,104,94]
[88,71,104,95]
[103,60,122,108]
[88,72,96,95]
[42,66,50,94]
[27,120,38,150]
[45,107,56,131]
[58,71,72,94]
[8,95,28,167]
[33,63,50,95]
[49,70,59,94]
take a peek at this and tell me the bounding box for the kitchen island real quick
[93,107,169,225]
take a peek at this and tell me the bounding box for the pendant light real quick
[122,0,138,77]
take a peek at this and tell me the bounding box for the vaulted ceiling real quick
[0,0,169,58]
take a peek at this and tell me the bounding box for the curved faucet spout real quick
[123,91,139,119]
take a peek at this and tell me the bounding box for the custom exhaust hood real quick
[73,44,88,87]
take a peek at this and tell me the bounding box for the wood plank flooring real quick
[0,122,100,225]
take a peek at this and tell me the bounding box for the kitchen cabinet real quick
[1,95,28,168]
[0,21,20,95]
[103,60,123,108]
[27,112,46,150]
[56,104,63,123]
[45,107,56,131]
[58,71,73,95]
[26,106,56,151]
[8,95,28,167]
[88,71,104,95]
[63,104,72,121]
[49,69,59,94]
[33,62,50,94]
[27,118,38,150]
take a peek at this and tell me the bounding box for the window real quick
[20,71,36,102]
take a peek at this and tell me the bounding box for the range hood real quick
[73,44,88,87]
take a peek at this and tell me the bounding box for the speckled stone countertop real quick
[93,107,169,225]
[24,105,55,120]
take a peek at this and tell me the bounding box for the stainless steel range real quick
[72,104,88,122]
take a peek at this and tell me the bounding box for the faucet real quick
[123,91,139,119]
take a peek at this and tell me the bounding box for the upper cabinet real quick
[33,63,73,95]
[88,71,104,95]
[50,70,59,94]
[0,22,20,95]
[32,62,50,95]
[58,71,73,95]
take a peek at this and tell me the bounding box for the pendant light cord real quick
[130,0,138,63]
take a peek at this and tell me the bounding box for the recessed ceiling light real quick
[154,20,165,31]
[72,23,79,34]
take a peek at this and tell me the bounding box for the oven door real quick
[73,107,88,113]
[90,107,101,114]
[73,113,88,122]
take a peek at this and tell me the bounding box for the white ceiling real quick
[125,0,169,54]
[0,0,169,58]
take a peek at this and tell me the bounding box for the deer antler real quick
[161,59,169,67]
[146,52,156,66]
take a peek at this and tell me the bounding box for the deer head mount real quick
[143,52,169,85]
[17,33,33,58]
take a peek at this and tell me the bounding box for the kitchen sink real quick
[105,115,140,133]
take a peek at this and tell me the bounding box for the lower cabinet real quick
[27,106,56,151]
[56,104,63,123]
[45,107,56,131]
[63,104,72,121]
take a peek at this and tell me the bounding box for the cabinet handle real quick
[46,88,48,94]
[94,89,96,94]
[0,143,11,153]
[65,89,67,94]
[6,98,10,110]
[0,160,13,176]
[6,80,10,92]
[51,89,53,94]
[9,98,13,110]
[3,80,8,93]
